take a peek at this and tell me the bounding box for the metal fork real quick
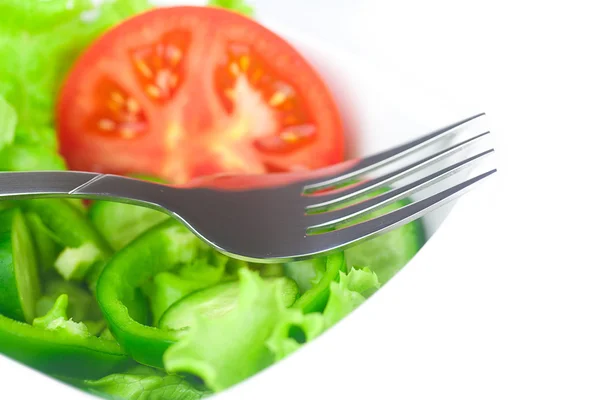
[0,113,495,263]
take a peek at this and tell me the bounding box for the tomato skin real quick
[57,6,344,184]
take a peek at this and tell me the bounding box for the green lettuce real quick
[0,0,151,166]
[322,267,380,327]
[283,257,327,294]
[164,265,379,392]
[0,144,67,171]
[208,0,254,16]
[265,310,324,361]
[267,267,380,361]
[0,95,16,150]
[164,269,292,391]
[79,366,209,400]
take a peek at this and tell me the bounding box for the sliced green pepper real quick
[96,220,205,368]
[291,252,347,313]
[20,199,112,286]
[35,280,103,322]
[0,305,129,379]
[0,208,41,323]
[24,211,60,273]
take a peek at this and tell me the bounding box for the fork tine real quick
[310,169,497,248]
[303,112,485,193]
[306,131,490,212]
[306,149,494,231]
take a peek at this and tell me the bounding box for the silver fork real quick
[0,113,495,263]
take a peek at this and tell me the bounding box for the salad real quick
[0,0,425,398]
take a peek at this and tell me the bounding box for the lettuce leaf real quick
[267,267,380,361]
[0,95,17,150]
[0,144,67,171]
[322,267,380,327]
[208,0,254,16]
[265,310,324,361]
[162,263,378,392]
[0,0,151,148]
[164,269,291,391]
[80,366,209,400]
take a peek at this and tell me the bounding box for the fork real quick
[0,113,495,263]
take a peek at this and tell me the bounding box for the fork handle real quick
[0,171,171,209]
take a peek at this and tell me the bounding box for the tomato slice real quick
[57,7,345,184]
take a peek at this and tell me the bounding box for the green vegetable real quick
[178,254,228,287]
[163,269,295,391]
[267,267,380,362]
[89,202,170,251]
[145,272,207,326]
[123,287,151,326]
[265,310,324,362]
[291,252,347,313]
[0,95,16,150]
[143,251,228,325]
[32,294,89,337]
[21,199,112,286]
[0,0,151,146]
[35,280,103,322]
[96,220,206,368]
[24,212,60,273]
[208,0,254,16]
[0,296,129,379]
[83,320,107,336]
[0,208,41,323]
[0,2,433,396]
[322,267,380,327]
[345,198,426,285]
[55,242,104,281]
[159,277,299,331]
[284,257,326,294]
[0,144,67,171]
[78,367,209,400]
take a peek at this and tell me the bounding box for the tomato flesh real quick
[57,7,345,184]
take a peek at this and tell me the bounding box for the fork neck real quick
[0,171,174,210]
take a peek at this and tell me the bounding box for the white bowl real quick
[0,5,487,399]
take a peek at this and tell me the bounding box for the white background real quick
[2,0,600,399]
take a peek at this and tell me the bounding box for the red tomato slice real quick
[57,6,345,184]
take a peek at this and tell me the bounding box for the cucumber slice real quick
[0,208,41,323]
[159,277,298,331]
[89,201,169,250]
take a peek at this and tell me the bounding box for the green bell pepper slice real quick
[20,199,112,286]
[0,309,129,379]
[96,220,204,368]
